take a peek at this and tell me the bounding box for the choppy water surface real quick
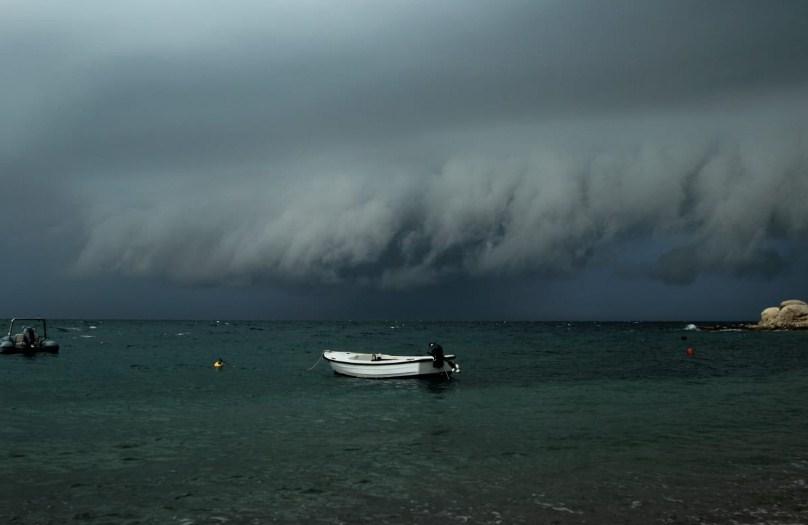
[2,320,807,524]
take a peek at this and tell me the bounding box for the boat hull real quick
[323,351,458,379]
[0,341,59,355]
[1,319,60,356]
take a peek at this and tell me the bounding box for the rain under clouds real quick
[3,0,808,318]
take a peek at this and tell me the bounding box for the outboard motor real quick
[428,342,445,368]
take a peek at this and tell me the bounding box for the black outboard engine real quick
[428,342,445,368]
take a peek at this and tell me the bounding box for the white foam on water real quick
[534,501,583,515]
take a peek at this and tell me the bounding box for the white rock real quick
[760,307,781,327]
[757,300,808,329]
[776,303,808,326]
[780,299,808,308]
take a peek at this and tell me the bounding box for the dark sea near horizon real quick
[2,320,807,524]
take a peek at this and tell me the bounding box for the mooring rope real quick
[306,353,323,371]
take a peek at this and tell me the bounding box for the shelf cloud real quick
[72,111,808,288]
[3,0,808,315]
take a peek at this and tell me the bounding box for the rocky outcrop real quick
[756,299,808,329]
[760,307,781,326]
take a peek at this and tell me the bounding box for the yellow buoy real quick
[213,358,224,369]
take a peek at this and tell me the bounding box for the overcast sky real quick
[2,0,808,320]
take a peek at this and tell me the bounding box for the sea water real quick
[1,320,807,524]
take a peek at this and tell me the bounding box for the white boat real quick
[322,345,460,379]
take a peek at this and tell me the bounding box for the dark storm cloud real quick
[3,0,808,294]
[72,118,808,289]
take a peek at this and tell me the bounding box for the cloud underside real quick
[3,1,808,290]
[75,119,808,288]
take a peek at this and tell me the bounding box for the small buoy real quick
[686,347,695,357]
[213,358,225,369]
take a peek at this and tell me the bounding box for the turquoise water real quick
[2,320,808,524]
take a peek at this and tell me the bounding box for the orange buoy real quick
[686,347,695,357]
